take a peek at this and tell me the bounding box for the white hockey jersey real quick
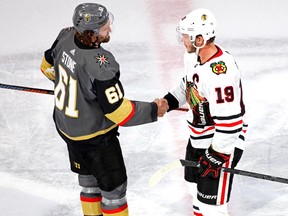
[169,45,247,154]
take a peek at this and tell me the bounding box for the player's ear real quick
[196,35,204,46]
[195,35,203,43]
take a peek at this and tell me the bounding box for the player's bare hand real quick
[154,98,169,117]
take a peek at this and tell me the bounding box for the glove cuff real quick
[206,146,230,164]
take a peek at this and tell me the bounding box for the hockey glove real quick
[192,102,215,126]
[43,67,55,81]
[185,77,214,126]
[199,146,230,179]
[40,56,55,81]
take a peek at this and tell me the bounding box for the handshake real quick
[154,98,169,117]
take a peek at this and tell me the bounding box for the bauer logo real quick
[198,191,217,200]
[210,61,227,75]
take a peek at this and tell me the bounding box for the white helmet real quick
[177,8,217,42]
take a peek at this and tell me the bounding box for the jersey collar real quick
[206,45,223,62]
[198,45,223,65]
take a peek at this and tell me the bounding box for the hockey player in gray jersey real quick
[163,8,248,216]
[40,3,168,216]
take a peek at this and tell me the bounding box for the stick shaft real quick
[175,107,189,112]
[0,83,54,95]
[179,159,288,184]
[0,83,189,112]
[222,167,288,184]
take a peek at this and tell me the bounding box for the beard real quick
[99,35,110,43]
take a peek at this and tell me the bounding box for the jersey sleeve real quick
[40,27,72,79]
[164,77,187,111]
[92,63,157,126]
[165,51,198,111]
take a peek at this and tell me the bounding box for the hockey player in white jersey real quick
[163,8,248,216]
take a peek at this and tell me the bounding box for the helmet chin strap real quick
[192,39,206,55]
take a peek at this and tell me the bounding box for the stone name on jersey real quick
[62,51,76,73]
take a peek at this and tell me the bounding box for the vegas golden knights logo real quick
[84,13,92,23]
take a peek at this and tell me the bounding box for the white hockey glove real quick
[43,67,55,81]
[40,56,55,81]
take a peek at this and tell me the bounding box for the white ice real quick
[0,0,288,215]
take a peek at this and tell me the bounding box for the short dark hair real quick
[207,36,216,44]
[196,35,215,44]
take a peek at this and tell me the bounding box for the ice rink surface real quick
[0,0,288,215]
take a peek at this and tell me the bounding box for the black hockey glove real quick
[199,146,230,179]
[192,102,215,126]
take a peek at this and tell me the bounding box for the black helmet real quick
[72,3,110,35]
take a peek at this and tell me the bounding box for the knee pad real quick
[101,181,127,206]
[78,174,101,202]
[78,174,98,188]
[78,175,101,204]
[79,175,102,216]
[100,181,128,216]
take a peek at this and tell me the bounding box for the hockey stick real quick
[0,83,54,95]
[174,107,189,112]
[149,159,288,187]
[0,82,189,111]
[149,160,182,187]
[180,159,288,184]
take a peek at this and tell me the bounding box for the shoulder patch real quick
[95,53,110,67]
[210,61,227,75]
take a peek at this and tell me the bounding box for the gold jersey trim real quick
[40,56,52,72]
[59,124,118,141]
[105,98,134,125]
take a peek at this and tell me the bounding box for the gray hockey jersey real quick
[43,27,157,140]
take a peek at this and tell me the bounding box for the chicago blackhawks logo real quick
[95,53,109,67]
[201,14,207,21]
[210,61,227,75]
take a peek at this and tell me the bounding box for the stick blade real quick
[179,159,199,167]
[148,160,181,187]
